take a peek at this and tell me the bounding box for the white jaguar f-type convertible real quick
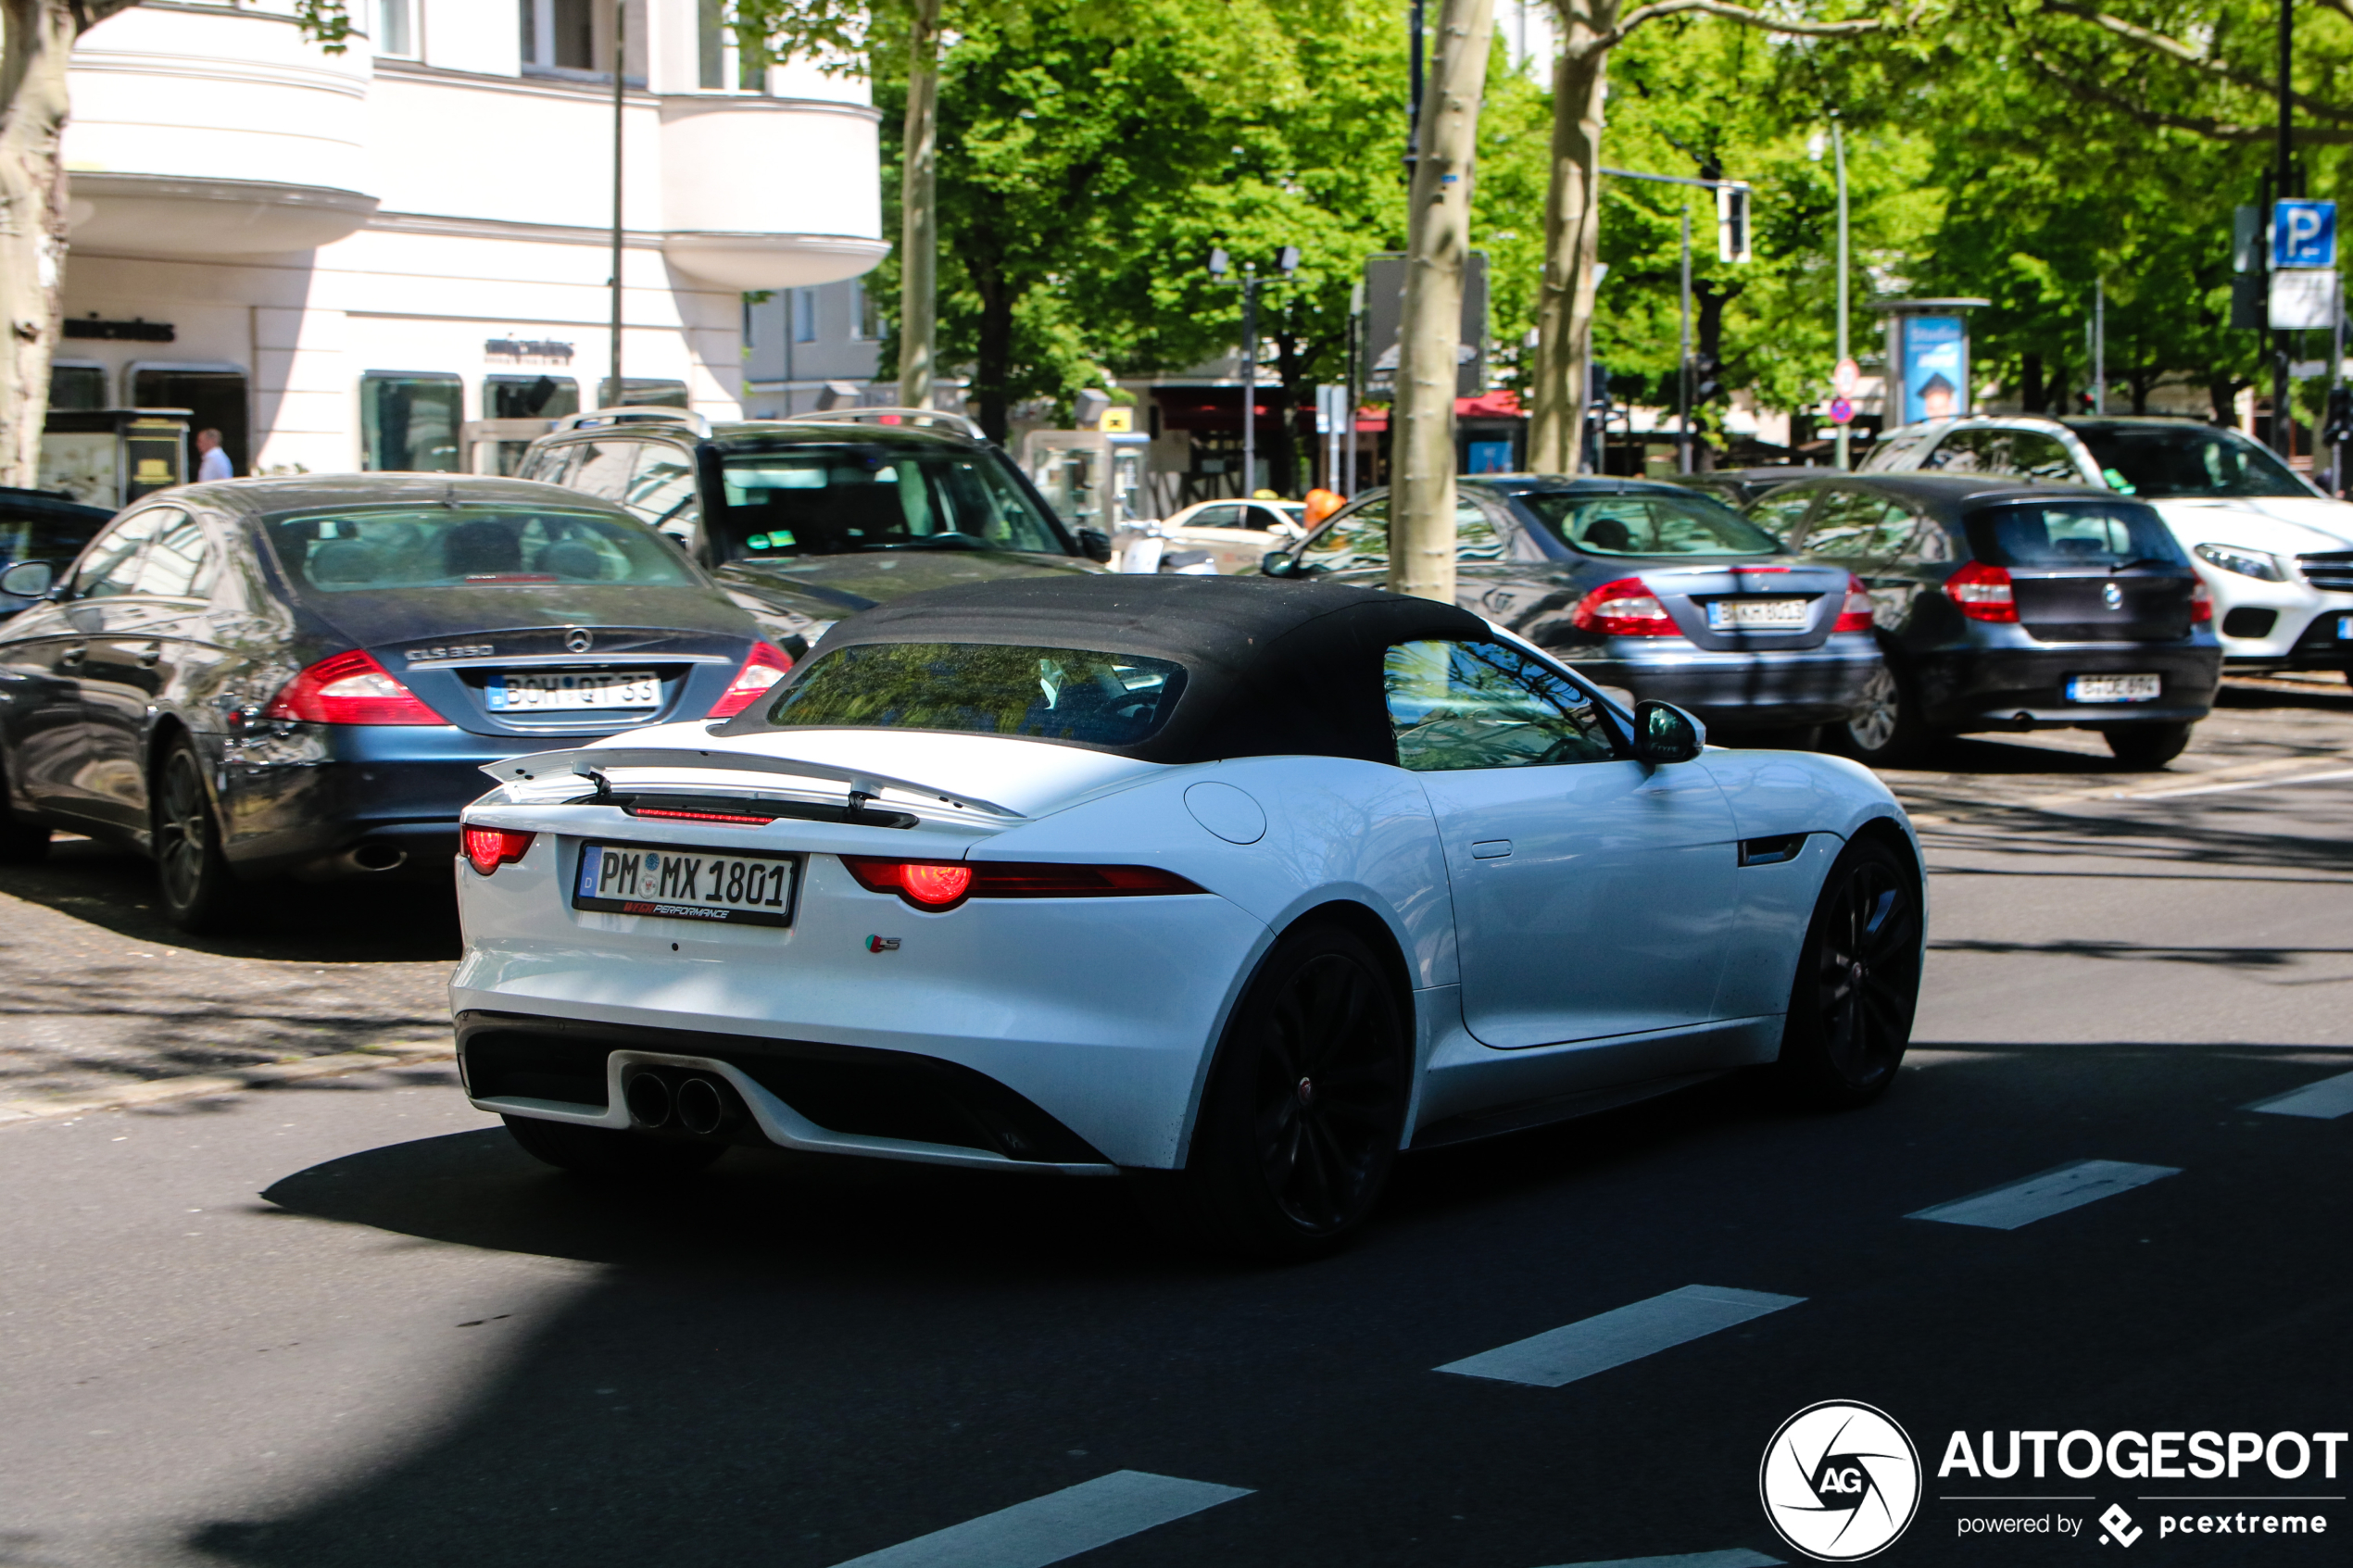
[451,576,1923,1258]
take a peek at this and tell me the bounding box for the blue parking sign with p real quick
[2274,200,2337,269]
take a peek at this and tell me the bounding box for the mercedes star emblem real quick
[564,627,594,654]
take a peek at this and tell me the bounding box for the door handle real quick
[1471,839,1513,859]
[138,643,163,667]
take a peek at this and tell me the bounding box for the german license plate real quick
[573,842,798,926]
[2067,673,2161,703]
[1706,597,1810,629]
[488,671,659,711]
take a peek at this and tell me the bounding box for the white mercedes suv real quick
[1862,416,2353,675]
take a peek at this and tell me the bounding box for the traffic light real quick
[1716,184,1753,264]
[1692,352,1725,404]
[2324,385,2353,446]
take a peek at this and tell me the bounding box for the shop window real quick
[377,0,417,57]
[48,364,106,412]
[132,366,248,477]
[597,378,690,409]
[485,375,579,420]
[360,372,462,472]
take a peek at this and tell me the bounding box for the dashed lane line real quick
[824,1471,1252,1568]
[1436,1286,1805,1389]
[1906,1160,2179,1231]
[2246,1068,2353,1120]
[1534,1552,1782,1568]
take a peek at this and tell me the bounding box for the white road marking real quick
[824,1470,1251,1568]
[1534,1551,1782,1568]
[1436,1286,1805,1388]
[2123,768,2353,801]
[2246,1068,2353,1120]
[1907,1160,2179,1230]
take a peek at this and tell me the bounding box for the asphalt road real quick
[3,699,2349,1568]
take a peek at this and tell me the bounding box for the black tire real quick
[1774,835,1922,1110]
[1175,922,1409,1261]
[1831,660,1931,769]
[501,1113,725,1177]
[2102,721,2194,770]
[0,799,48,864]
[154,739,243,933]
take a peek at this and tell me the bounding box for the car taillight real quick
[1944,560,2018,622]
[264,648,446,724]
[1570,576,1680,636]
[1833,573,1876,633]
[707,643,794,719]
[2190,579,2213,622]
[840,857,1206,910]
[462,826,534,875]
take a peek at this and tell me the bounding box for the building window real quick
[597,377,690,409]
[792,288,819,344]
[851,279,881,341]
[521,0,596,74]
[360,372,462,472]
[132,366,250,478]
[48,364,107,411]
[377,0,417,57]
[698,0,726,89]
[485,374,579,420]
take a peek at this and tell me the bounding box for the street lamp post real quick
[1210,246,1299,500]
[1600,166,1752,474]
[609,0,626,409]
[1832,119,1850,470]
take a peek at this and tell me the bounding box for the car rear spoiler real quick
[484,746,1026,821]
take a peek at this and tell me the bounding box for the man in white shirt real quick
[195,428,233,483]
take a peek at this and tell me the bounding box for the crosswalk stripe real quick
[1436,1286,1805,1389]
[1534,1551,1782,1568]
[1907,1160,2178,1230]
[2246,1069,2353,1120]
[824,1471,1251,1568]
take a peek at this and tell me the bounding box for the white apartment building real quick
[49,0,885,484]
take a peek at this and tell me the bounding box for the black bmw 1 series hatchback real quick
[0,474,786,930]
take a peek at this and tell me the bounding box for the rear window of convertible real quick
[761,643,1188,746]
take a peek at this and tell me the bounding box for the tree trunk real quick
[1390,0,1493,604]
[0,1,82,487]
[969,253,1013,444]
[896,0,940,411]
[1526,1,1610,475]
[2020,352,2045,413]
[2208,374,2243,426]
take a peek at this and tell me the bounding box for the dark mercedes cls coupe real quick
[0,475,786,929]
[1739,473,2221,767]
[1262,476,1883,738]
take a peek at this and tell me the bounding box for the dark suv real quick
[517,408,1112,653]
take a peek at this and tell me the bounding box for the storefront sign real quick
[484,337,575,363]
[62,318,174,343]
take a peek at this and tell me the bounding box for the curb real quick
[0,1039,456,1125]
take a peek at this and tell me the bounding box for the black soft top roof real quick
[720,574,1489,765]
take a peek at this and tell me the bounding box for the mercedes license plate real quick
[573,842,798,926]
[2067,673,2161,703]
[1706,597,1809,630]
[488,671,659,711]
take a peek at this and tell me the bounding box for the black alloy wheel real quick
[1833,659,1930,769]
[2102,721,2194,771]
[154,740,242,933]
[1775,835,1922,1109]
[1177,923,1408,1261]
[501,1113,726,1177]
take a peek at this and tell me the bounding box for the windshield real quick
[763,642,1185,746]
[1965,502,2186,570]
[711,444,1066,563]
[265,507,697,593]
[2071,425,2309,499]
[1517,492,1780,557]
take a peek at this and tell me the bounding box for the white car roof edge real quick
[483,746,1027,820]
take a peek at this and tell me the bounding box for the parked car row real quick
[1256,472,2221,768]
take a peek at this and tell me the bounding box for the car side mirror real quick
[1630,699,1705,764]
[1,560,56,599]
[1076,527,1114,564]
[1259,549,1296,577]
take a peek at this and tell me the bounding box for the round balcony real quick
[658,94,886,289]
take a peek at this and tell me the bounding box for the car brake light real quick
[1944,560,2018,623]
[2190,579,2213,622]
[840,857,1206,910]
[1833,573,1876,633]
[265,648,446,724]
[707,643,793,719]
[1570,576,1680,636]
[462,826,534,875]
